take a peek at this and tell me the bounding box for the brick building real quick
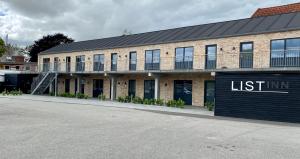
[33,3,300,122]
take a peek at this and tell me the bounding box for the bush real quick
[166,99,185,108]
[155,99,164,106]
[1,89,22,96]
[117,96,125,102]
[59,93,76,98]
[204,102,214,111]
[132,96,143,104]
[76,93,88,99]
[98,94,106,101]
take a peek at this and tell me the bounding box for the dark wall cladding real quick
[215,72,300,123]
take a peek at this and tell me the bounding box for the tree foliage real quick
[0,38,5,57]
[29,33,74,62]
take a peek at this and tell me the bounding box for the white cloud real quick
[0,0,299,47]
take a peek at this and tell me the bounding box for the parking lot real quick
[0,96,300,159]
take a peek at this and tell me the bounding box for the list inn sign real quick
[231,80,289,94]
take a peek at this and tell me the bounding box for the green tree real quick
[29,33,74,62]
[0,38,6,57]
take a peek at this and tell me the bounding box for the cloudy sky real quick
[0,0,299,47]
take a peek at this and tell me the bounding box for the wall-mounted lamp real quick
[232,47,236,51]
[125,55,128,58]
[148,72,152,77]
[63,59,65,62]
[165,83,168,87]
[124,82,127,85]
[104,73,108,76]
[220,48,223,51]
[119,55,121,58]
[88,57,90,60]
[118,82,121,85]
[166,52,169,55]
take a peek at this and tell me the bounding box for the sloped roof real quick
[41,12,300,55]
[252,3,300,18]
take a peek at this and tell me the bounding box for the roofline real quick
[251,2,300,17]
[39,27,300,55]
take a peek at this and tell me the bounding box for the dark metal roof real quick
[41,12,300,55]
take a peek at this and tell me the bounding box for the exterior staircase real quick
[31,72,57,95]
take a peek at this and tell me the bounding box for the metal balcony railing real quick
[240,52,253,68]
[271,50,300,67]
[175,56,193,70]
[76,62,85,72]
[93,62,104,71]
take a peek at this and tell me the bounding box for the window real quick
[129,52,137,70]
[240,42,253,68]
[5,66,10,70]
[66,57,71,72]
[111,53,118,71]
[76,55,85,72]
[175,47,194,69]
[16,66,20,70]
[205,45,217,69]
[93,54,104,71]
[43,58,50,72]
[271,38,300,67]
[54,57,59,71]
[144,80,155,99]
[145,50,160,70]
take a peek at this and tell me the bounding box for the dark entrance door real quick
[80,79,85,94]
[66,56,71,72]
[65,79,70,93]
[93,79,103,97]
[128,80,136,97]
[204,81,215,104]
[144,80,155,99]
[174,80,192,105]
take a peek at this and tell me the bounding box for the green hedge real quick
[57,93,89,99]
[1,89,23,96]
[117,95,185,108]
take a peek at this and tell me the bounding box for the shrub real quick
[132,96,143,104]
[98,94,106,101]
[117,96,125,102]
[1,89,22,96]
[204,102,214,111]
[155,99,164,106]
[76,93,88,99]
[166,99,185,108]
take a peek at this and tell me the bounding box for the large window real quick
[111,53,117,71]
[129,52,137,70]
[93,54,104,71]
[145,50,160,70]
[42,58,50,72]
[271,38,300,67]
[54,57,59,71]
[76,55,85,72]
[205,45,217,69]
[175,47,193,69]
[240,42,253,68]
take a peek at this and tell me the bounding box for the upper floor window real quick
[240,42,253,68]
[205,45,217,69]
[53,57,59,71]
[76,55,85,72]
[42,58,50,72]
[111,53,118,71]
[145,50,160,70]
[175,47,194,70]
[271,38,300,67]
[94,54,104,71]
[129,52,137,71]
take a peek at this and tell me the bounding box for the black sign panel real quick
[215,73,300,123]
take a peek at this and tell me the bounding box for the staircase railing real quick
[31,71,51,94]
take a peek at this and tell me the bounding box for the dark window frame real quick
[239,42,254,68]
[175,46,194,70]
[205,45,217,69]
[129,51,137,71]
[111,53,118,71]
[144,49,160,70]
[93,54,105,71]
[270,37,300,67]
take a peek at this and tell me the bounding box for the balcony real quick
[271,50,300,67]
[175,56,193,70]
[240,52,253,68]
[145,62,160,70]
[76,62,85,72]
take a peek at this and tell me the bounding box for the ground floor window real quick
[128,80,136,97]
[144,80,155,99]
[93,79,103,97]
[80,79,85,94]
[204,81,215,104]
[174,80,192,105]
